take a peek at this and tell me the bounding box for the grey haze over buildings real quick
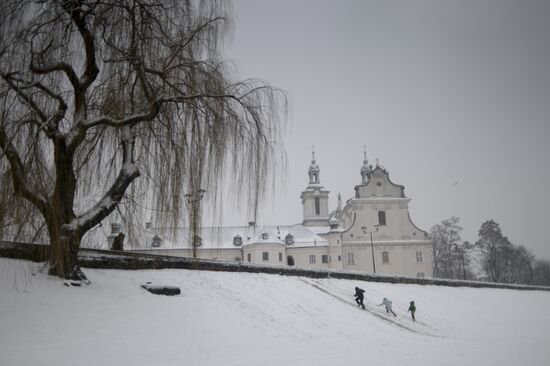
[219,0,550,259]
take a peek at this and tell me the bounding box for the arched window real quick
[152,235,162,248]
[233,235,243,246]
[314,197,320,216]
[382,251,390,264]
[287,256,295,266]
[378,211,387,226]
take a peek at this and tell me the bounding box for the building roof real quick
[132,224,329,250]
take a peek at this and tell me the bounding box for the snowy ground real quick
[1,258,550,366]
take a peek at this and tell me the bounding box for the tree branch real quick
[0,126,48,214]
[29,60,79,90]
[68,127,139,235]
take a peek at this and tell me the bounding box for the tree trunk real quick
[48,232,82,279]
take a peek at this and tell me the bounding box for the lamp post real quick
[185,189,206,258]
[362,225,379,274]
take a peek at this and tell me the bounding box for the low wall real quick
[2,241,549,291]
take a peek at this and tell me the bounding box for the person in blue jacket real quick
[378,297,397,316]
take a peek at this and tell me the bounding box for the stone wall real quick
[2,241,549,292]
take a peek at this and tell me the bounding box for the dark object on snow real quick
[63,280,83,287]
[408,300,416,321]
[354,286,366,309]
[62,266,91,286]
[142,284,181,296]
[111,233,125,251]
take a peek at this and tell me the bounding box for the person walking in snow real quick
[378,297,397,316]
[408,301,416,321]
[354,287,366,309]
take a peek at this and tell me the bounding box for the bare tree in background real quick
[430,217,473,279]
[0,0,286,279]
[533,259,550,286]
[476,219,536,284]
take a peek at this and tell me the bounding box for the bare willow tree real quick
[0,0,285,279]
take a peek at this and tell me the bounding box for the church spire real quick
[308,146,320,185]
[360,145,371,183]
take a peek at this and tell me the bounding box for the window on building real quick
[279,252,283,262]
[235,257,242,262]
[309,255,316,264]
[338,255,342,261]
[285,233,294,245]
[247,253,251,262]
[233,235,243,246]
[152,235,162,248]
[322,255,329,264]
[287,256,295,266]
[315,197,320,216]
[382,251,390,264]
[378,211,387,226]
[416,251,423,263]
[262,252,269,261]
[347,252,355,265]
[417,272,425,278]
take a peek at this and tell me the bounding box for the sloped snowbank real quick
[1,258,549,366]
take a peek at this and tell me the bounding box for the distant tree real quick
[430,217,473,279]
[476,220,510,283]
[0,0,285,279]
[507,245,534,284]
[475,219,536,284]
[532,259,550,286]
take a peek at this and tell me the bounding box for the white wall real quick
[242,243,286,265]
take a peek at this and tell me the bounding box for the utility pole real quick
[370,231,376,274]
[363,225,379,274]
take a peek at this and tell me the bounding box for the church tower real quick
[301,148,330,226]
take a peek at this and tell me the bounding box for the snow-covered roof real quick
[130,224,328,250]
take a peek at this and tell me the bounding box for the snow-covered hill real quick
[1,258,549,366]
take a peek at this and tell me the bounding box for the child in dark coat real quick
[354,287,366,309]
[408,301,416,321]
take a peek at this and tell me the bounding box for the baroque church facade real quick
[129,152,433,278]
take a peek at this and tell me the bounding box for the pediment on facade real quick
[355,167,405,198]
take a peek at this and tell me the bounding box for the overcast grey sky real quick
[221,0,550,259]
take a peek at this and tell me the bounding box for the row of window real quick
[347,251,424,265]
[243,250,424,266]
[244,252,343,265]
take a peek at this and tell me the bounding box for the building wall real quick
[134,248,244,261]
[301,186,330,226]
[286,246,332,269]
[341,241,432,277]
[242,243,286,265]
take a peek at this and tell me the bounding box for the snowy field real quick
[1,258,550,366]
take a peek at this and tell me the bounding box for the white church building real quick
[128,152,433,278]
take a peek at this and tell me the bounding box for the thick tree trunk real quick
[48,232,82,279]
[46,213,83,279]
